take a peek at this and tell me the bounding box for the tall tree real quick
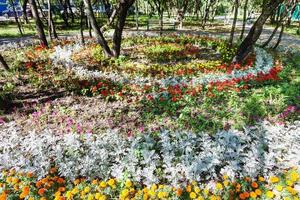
[233,0,284,63]
[29,0,48,47]
[21,0,29,24]
[240,0,249,39]
[84,0,135,57]
[9,0,23,36]
[229,0,239,46]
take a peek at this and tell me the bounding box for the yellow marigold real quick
[250,191,257,198]
[269,176,279,183]
[258,176,265,182]
[151,184,157,191]
[215,183,223,190]
[92,179,98,185]
[148,190,156,197]
[121,189,130,198]
[189,192,197,199]
[143,188,149,194]
[286,180,294,186]
[275,185,283,192]
[223,180,229,187]
[286,186,298,196]
[40,197,47,200]
[158,191,168,199]
[95,193,101,199]
[290,171,299,182]
[223,174,228,180]
[266,191,274,199]
[99,195,106,200]
[194,186,201,193]
[203,188,209,196]
[192,181,197,186]
[125,179,132,188]
[87,194,94,200]
[84,186,91,193]
[99,181,107,188]
[71,187,79,194]
[197,195,204,200]
[107,179,115,187]
[66,191,72,199]
[255,189,262,196]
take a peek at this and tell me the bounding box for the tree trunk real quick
[229,0,239,46]
[10,0,23,36]
[30,0,48,47]
[47,0,52,41]
[80,1,85,44]
[0,54,9,71]
[66,0,74,23]
[233,0,284,63]
[261,11,283,48]
[240,0,249,40]
[135,0,139,30]
[273,23,284,49]
[159,11,163,35]
[112,0,135,57]
[22,0,29,24]
[59,0,69,27]
[84,0,113,57]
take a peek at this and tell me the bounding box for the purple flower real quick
[76,123,82,133]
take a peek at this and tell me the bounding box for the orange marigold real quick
[251,182,258,188]
[239,193,246,200]
[38,188,46,196]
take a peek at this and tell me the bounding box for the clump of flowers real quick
[0,168,299,200]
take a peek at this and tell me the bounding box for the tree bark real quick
[47,0,53,41]
[10,0,23,36]
[30,0,48,47]
[22,0,29,24]
[59,0,69,27]
[233,0,284,63]
[273,23,284,49]
[240,0,249,40]
[66,0,74,23]
[80,1,85,44]
[0,54,9,71]
[84,0,113,57]
[229,0,239,46]
[112,0,135,57]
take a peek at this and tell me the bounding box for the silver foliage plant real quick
[0,121,299,186]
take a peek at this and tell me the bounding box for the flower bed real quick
[0,168,299,200]
[1,121,299,184]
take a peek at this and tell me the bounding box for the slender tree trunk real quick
[159,10,163,35]
[84,0,112,57]
[59,0,69,27]
[202,2,210,29]
[261,12,282,48]
[233,0,284,63]
[112,0,135,57]
[10,0,23,36]
[229,0,239,46]
[273,23,284,49]
[240,0,249,40]
[47,0,52,41]
[30,0,48,47]
[36,0,47,20]
[135,0,139,30]
[66,0,74,23]
[88,19,92,37]
[22,0,29,24]
[0,54,9,71]
[80,1,85,44]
